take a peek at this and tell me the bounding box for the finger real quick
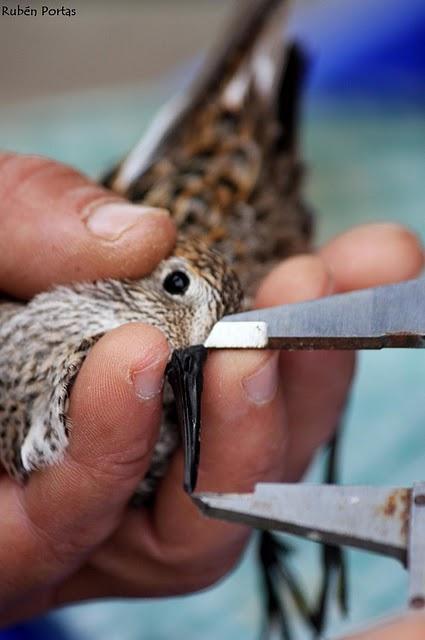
[279,350,355,481]
[51,225,425,603]
[64,352,286,599]
[255,253,334,308]
[0,323,169,613]
[320,223,424,293]
[255,254,354,480]
[69,256,337,601]
[276,224,424,481]
[0,153,176,298]
[344,614,425,640]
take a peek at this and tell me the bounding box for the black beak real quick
[166,345,208,494]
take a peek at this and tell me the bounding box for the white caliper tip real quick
[204,321,268,349]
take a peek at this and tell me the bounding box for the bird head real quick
[125,237,243,495]
[27,237,242,495]
[124,237,243,348]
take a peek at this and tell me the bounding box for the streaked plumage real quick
[107,0,311,298]
[0,0,310,484]
[0,1,333,636]
[0,240,242,497]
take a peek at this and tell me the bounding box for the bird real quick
[1,0,310,498]
[105,0,312,300]
[0,0,343,636]
[0,239,242,497]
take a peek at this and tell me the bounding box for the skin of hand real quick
[344,613,425,639]
[0,153,423,627]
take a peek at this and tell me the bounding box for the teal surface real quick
[0,87,424,639]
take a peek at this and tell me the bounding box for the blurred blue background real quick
[0,0,424,638]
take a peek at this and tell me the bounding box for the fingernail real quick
[132,360,166,401]
[242,354,279,405]
[85,202,169,240]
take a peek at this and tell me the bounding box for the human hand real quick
[0,153,423,626]
[344,613,425,639]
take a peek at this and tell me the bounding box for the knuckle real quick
[0,153,103,217]
[61,184,116,220]
[176,548,244,594]
[0,152,16,172]
[148,528,248,583]
[170,566,232,595]
[0,155,58,200]
[21,495,88,568]
[91,449,149,487]
[66,446,142,495]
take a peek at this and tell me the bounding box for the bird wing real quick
[104,0,311,296]
[106,0,294,194]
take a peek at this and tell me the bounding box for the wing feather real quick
[108,0,293,195]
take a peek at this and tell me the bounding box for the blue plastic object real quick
[288,0,425,98]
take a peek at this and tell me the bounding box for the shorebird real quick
[106,0,311,299]
[0,240,242,496]
[0,0,342,635]
[0,0,311,495]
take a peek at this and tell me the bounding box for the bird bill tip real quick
[165,345,208,496]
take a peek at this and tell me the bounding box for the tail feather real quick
[275,44,309,152]
[221,0,293,110]
[250,1,292,102]
[195,0,290,106]
[110,0,292,194]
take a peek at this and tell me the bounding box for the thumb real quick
[0,323,169,610]
[0,153,176,298]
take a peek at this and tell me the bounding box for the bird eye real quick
[163,270,191,296]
